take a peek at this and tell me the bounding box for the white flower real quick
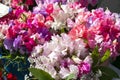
[59,65,78,79]
[34,56,57,78]
[84,56,93,65]
[51,3,75,30]
[74,39,88,58]
[72,56,82,63]
[69,65,79,78]
[44,65,57,78]
[31,45,43,57]
[61,4,74,16]
[0,24,9,39]
[29,33,90,79]
[59,67,70,79]
[51,10,68,30]
[95,35,103,44]
[48,51,61,64]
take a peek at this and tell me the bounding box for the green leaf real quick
[100,49,110,63]
[98,66,119,80]
[1,54,12,59]
[91,46,100,66]
[66,73,76,80]
[60,27,65,33]
[29,68,54,80]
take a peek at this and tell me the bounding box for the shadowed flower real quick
[3,38,14,51]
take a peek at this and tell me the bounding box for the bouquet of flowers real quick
[0,0,120,80]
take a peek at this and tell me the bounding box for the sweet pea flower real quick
[78,62,91,77]
[69,8,120,57]
[29,33,91,79]
[13,36,22,50]
[3,38,14,51]
[3,12,52,54]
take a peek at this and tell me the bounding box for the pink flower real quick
[46,16,54,21]
[11,0,23,8]
[46,4,54,14]
[69,24,87,40]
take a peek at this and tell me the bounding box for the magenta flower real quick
[23,36,36,52]
[78,62,91,77]
[13,7,25,17]
[46,4,53,14]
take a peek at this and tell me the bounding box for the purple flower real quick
[35,0,61,4]
[37,27,51,41]
[39,9,48,16]
[33,7,48,16]
[35,0,67,6]
[13,36,22,51]
[61,0,67,4]
[3,38,14,51]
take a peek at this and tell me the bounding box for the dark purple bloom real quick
[61,0,67,4]
[37,27,51,41]
[3,38,14,51]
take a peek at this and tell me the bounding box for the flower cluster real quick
[2,12,52,54]
[29,33,92,79]
[28,0,120,80]
[0,0,120,80]
[69,8,120,57]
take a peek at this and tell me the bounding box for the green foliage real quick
[91,46,119,80]
[91,46,100,66]
[29,68,55,80]
[91,46,111,67]
[66,73,76,80]
[97,66,119,80]
[100,49,110,63]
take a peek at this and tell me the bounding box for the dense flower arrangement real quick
[0,0,120,80]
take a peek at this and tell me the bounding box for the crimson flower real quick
[7,73,17,80]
